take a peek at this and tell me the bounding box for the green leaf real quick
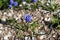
[51,17,58,24]
[16,23,23,30]
[31,22,38,29]
[16,30,24,39]
[56,25,60,29]
[0,1,3,8]
[26,0,32,3]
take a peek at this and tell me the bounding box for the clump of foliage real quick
[4,14,40,38]
[56,25,60,29]
[0,0,9,9]
[51,14,60,29]
[39,0,60,12]
[0,0,60,11]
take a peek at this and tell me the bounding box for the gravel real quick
[0,8,60,40]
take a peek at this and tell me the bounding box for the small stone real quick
[39,30,45,35]
[36,36,40,40]
[44,17,51,22]
[24,32,29,36]
[19,4,22,7]
[41,17,43,20]
[46,3,50,6]
[5,27,8,31]
[0,26,3,29]
[25,36,28,40]
[47,0,50,3]
[1,18,6,22]
[18,14,22,18]
[7,31,12,37]
[34,27,39,34]
[32,36,36,40]
[1,37,4,40]
[4,12,7,15]
[49,37,55,40]
[53,35,56,38]
[8,31,11,35]
[7,13,12,17]
[13,15,18,20]
[40,35,46,40]
[0,30,2,33]
[23,2,26,5]
[52,30,55,34]
[4,35,9,40]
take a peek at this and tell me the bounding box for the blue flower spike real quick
[9,0,14,8]
[13,2,18,6]
[9,0,18,8]
[32,0,37,2]
[10,0,14,5]
[24,14,32,22]
[9,5,12,8]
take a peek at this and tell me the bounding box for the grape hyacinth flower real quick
[9,0,18,8]
[9,5,12,8]
[13,2,18,6]
[24,14,32,22]
[9,0,14,8]
[32,0,37,2]
[10,0,14,5]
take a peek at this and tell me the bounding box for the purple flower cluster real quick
[32,0,37,2]
[10,0,14,5]
[24,14,32,22]
[9,0,18,8]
